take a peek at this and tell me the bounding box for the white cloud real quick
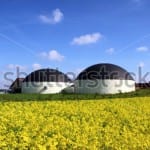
[39,50,64,62]
[32,63,42,70]
[106,48,115,54]
[136,46,149,52]
[7,64,27,71]
[39,8,64,24]
[71,32,102,45]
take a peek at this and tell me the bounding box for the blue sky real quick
[0,0,150,87]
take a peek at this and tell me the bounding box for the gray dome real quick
[76,63,134,80]
[23,69,72,82]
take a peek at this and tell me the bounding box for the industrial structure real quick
[22,68,72,94]
[10,78,24,93]
[74,63,135,94]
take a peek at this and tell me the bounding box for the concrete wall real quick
[22,82,71,94]
[74,79,135,94]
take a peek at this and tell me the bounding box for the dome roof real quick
[76,63,134,80]
[23,69,72,82]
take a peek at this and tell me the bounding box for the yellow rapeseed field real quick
[0,97,150,149]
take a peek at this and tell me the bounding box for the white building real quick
[22,68,72,94]
[74,63,135,94]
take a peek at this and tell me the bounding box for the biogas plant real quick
[21,68,72,94]
[73,63,135,94]
[10,63,135,94]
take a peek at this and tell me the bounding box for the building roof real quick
[136,83,150,89]
[76,63,134,80]
[23,68,72,82]
[10,78,24,89]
